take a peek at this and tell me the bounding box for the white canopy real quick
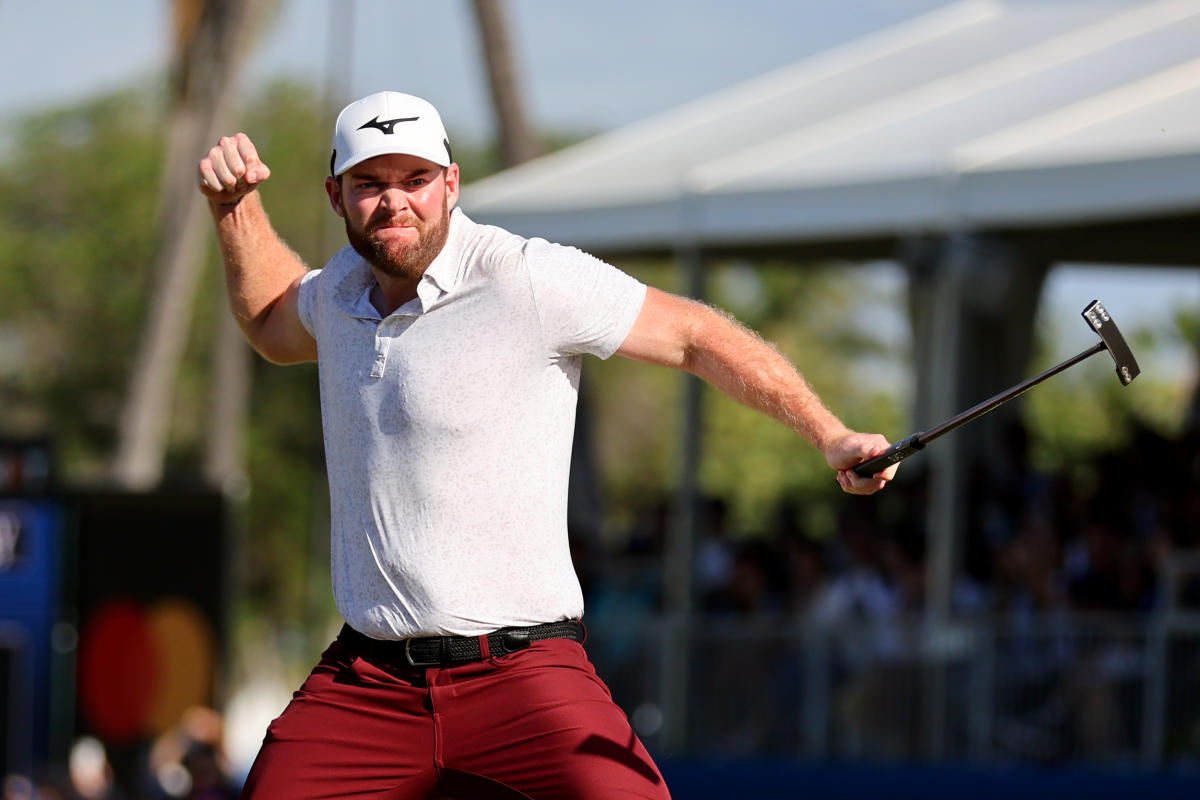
[463,0,1200,258]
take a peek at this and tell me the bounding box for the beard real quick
[344,194,451,281]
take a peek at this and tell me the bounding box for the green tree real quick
[0,85,331,636]
[588,259,907,540]
[1025,306,1193,476]
[0,92,163,476]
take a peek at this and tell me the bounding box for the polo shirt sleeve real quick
[297,268,323,338]
[522,237,647,359]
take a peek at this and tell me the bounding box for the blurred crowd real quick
[583,422,1200,625]
[5,707,238,800]
[577,422,1200,763]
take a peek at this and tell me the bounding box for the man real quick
[199,91,897,799]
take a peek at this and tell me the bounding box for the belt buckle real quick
[405,637,441,667]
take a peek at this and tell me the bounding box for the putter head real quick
[1082,300,1140,385]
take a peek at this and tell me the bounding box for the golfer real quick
[199,91,897,799]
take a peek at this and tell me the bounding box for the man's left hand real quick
[825,432,898,495]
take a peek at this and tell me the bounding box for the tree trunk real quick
[204,293,252,493]
[470,0,542,166]
[112,0,267,489]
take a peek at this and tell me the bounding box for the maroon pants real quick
[240,626,670,799]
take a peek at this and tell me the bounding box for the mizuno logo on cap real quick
[358,116,419,135]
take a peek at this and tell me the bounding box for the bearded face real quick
[344,188,451,281]
[329,155,459,285]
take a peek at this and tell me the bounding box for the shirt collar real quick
[414,206,466,310]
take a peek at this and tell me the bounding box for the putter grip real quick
[852,435,925,478]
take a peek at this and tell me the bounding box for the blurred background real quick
[1,0,1199,798]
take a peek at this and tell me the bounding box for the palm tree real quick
[113,0,268,489]
[470,0,542,166]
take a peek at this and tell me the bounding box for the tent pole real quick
[659,244,705,754]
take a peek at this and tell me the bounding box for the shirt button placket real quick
[370,328,390,379]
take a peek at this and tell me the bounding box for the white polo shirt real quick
[297,208,646,639]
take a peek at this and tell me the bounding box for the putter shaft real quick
[853,340,1106,478]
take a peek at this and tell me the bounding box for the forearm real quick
[685,307,852,453]
[210,192,307,339]
[618,288,895,492]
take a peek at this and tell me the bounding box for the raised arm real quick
[198,133,317,364]
[616,287,897,495]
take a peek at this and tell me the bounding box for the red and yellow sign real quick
[77,597,217,744]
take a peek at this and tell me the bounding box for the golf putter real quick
[853,300,1140,479]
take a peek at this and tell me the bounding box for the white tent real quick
[464,0,1200,260]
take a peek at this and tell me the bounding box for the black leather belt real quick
[340,620,585,667]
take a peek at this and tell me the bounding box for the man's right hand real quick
[198,133,271,205]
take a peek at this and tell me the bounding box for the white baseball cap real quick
[329,91,453,176]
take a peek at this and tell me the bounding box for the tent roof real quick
[461,0,1200,260]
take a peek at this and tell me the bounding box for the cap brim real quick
[334,144,451,176]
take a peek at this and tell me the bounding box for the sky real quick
[0,0,955,139]
[0,0,1196,370]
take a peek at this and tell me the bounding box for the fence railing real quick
[583,611,1200,765]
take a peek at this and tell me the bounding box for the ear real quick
[444,163,460,211]
[325,175,346,218]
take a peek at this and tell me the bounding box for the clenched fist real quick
[198,132,271,205]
